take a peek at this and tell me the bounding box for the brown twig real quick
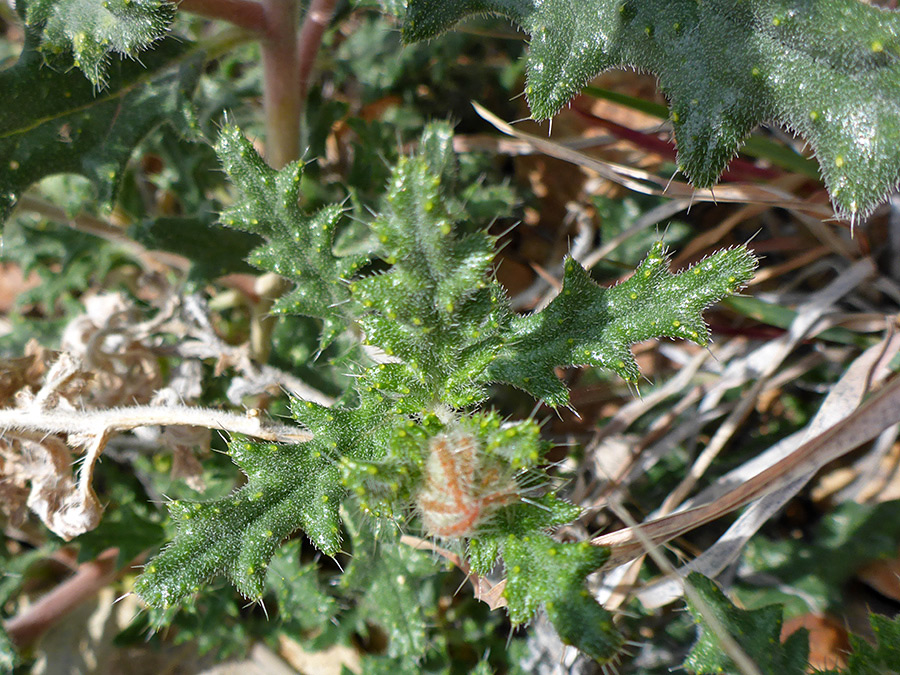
[15,195,190,273]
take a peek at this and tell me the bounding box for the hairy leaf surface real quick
[135,394,391,607]
[502,535,622,663]
[137,123,760,664]
[0,24,201,221]
[488,243,757,406]
[350,123,511,408]
[217,125,369,347]
[26,0,174,85]
[683,573,809,674]
[404,0,900,218]
[833,614,900,675]
[352,125,757,407]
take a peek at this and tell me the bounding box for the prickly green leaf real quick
[488,242,757,406]
[0,24,201,221]
[836,613,900,675]
[216,126,368,347]
[404,0,900,219]
[467,494,581,575]
[134,440,343,607]
[217,122,755,410]
[501,535,623,663]
[135,394,391,608]
[683,573,809,675]
[341,527,436,662]
[350,123,511,407]
[25,0,174,86]
[267,540,337,632]
[153,123,758,664]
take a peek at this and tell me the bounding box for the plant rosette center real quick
[417,429,521,538]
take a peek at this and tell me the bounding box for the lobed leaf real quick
[0,22,202,221]
[267,540,338,633]
[135,440,344,607]
[216,125,369,347]
[350,123,512,407]
[25,0,174,86]
[683,573,809,674]
[488,242,757,406]
[501,535,623,663]
[341,524,436,662]
[832,613,900,675]
[467,493,623,663]
[176,123,760,664]
[135,393,391,608]
[404,0,900,219]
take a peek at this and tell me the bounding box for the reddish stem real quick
[4,548,141,650]
[179,0,337,167]
[177,0,267,33]
[297,0,339,103]
[260,0,301,168]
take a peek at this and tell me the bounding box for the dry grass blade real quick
[592,372,900,570]
[472,103,834,219]
[606,500,764,675]
[657,259,875,514]
[637,327,900,607]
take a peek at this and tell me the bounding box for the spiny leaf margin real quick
[215,124,369,348]
[25,0,175,87]
[683,573,809,674]
[487,242,757,406]
[403,0,900,219]
[135,123,759,665]
[134,392,392,608]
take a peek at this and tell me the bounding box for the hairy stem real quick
[0,404,311,443]
[0,403,312,539]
